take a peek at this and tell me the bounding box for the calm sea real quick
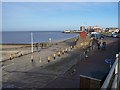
[1,31,79,44]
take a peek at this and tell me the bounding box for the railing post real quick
[115,54,118,74]
[111,54,119,89]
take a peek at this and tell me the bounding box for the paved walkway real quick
[44,38,120,88]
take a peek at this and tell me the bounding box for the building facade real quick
[80,26,85,31]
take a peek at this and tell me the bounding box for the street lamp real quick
[49,38,51,43]
[31,32,34,62]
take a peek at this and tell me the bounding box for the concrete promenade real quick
[2,37,119,88]
[44,37,120,88]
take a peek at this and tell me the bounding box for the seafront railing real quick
[101,53,119,89]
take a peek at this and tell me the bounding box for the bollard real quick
[87,49,89,53]
[20,53,23,56]
[88,46,91,53]
[71,65,76,75]
[39,57,42,63]
[68,47,71,51]
[10,54,12,60]
[71,69,76,75]
[62,50,64,54]
[11,54,14,59]
[85,50,88,58]
[80,54,82,61]
[81,43,83,46]
[53,53,56,60]
[31,56,34,62]
[72,46,74,48]
[13,54,16,58]
[48,56,50,62]
[58,51,61,57]
[85,42,87,46]
[65,48,68,53]
[74,45,76,49]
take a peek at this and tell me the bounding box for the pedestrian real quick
[97,41,101,50]
[101,42,106,50]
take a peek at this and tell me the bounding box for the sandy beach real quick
[1,37,79,62]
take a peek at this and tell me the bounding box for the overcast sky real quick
[2,2,118,31]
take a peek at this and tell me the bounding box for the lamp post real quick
[49,38,51,43]
[31,32,34,62]
[49,38,51,46]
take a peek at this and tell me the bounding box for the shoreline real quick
[1,36,79,45]
[1,36,79,50]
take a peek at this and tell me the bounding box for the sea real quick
[1,31,79,44]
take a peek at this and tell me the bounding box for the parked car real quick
[111,32,119,38]
[90,32,102,39]
[112,33,120,38]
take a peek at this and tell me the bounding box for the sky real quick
[1,0,120,2]
[2,2,118,31]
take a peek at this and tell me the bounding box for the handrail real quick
[111,74,118,89]
[101,54,119,89]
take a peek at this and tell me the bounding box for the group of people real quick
[90,37,106,50]
[97,41,106,50]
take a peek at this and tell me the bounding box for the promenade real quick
[2,37,119,88]
[45,37,119,88]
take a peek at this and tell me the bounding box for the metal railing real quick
[101,53,119,89]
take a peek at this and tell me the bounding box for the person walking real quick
[101,41,106,50]
[97,40,101,50]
